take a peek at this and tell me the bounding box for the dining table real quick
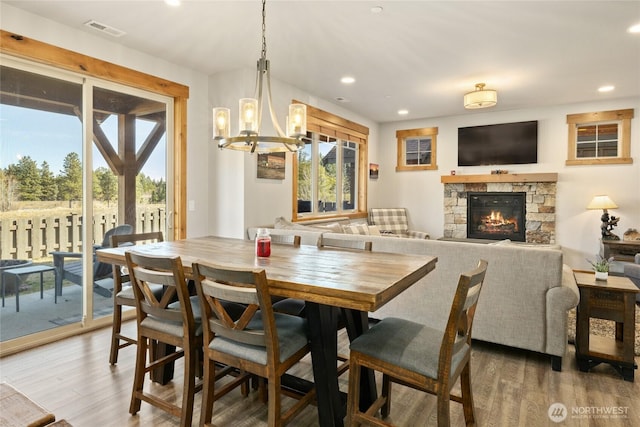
[96,235,437,427]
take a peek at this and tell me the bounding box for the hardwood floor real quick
[1,321,638,426]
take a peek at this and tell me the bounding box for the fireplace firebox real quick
[467,192,526,241]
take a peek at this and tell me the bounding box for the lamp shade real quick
[587,195,618,210]
[464,83,497,109]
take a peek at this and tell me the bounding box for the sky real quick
[0,104,166,180]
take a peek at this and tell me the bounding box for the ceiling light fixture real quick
[165,0,181,6]
[628,23,640,33]
[397,109,409,115]
[598,85,615,93]
[463,83,497,109]
[213,0,306,153]
[341,76,355,84]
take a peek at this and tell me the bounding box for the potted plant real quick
[588,255,614,281]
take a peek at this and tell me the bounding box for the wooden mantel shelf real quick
[441,172,558,184]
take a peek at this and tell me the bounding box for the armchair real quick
[51,224,133,298]
[368,208,429,239]
[623,253,640,303]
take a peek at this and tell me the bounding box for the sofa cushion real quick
[342,224,381,235]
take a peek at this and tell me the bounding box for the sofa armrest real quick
[545,264,580,358]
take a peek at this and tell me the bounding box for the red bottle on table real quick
[255,228,271,257]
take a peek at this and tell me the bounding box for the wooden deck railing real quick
[0,209,165,261]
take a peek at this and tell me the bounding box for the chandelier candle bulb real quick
[288,104,306,137]
[239,98,259,133]
[213,107,230,139]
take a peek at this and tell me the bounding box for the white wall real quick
[1,3,211,238]
[374,97,640,269]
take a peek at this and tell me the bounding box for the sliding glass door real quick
[0,58,172,342]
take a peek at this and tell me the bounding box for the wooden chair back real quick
[270,234,301,247]
[318,236,372,252]
[193,263,277,358]
[125,252,196,336]
[438,259,488,379]
[110,231,164,295]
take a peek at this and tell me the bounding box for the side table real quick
[1,265,57,312]
[573,271,639,381]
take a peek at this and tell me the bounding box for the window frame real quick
[291,101,368,222]
[566,109,633,166]
[396,127,439,171]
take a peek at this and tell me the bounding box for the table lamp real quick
[587,195,620,240]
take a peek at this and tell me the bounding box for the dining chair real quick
[125,251,202,427]
[192,261,315,427]
[346,259,489,427]
[108,231,164,365]
[267,234,305,316]
[319,236,373,252]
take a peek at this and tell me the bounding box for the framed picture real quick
[257,152,286,180]
[369,163,379,179]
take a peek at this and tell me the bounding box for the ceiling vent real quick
[84,20,126,37]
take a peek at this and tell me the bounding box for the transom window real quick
[396,127,438,171]
[566,109,633,166]
[576,122,619,158]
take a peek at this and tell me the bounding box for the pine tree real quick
[58,152,82,201]
[40,161,58,201]
[8,156,42,201]
[95,167,118,206]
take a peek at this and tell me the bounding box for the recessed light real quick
[336,97,350,103]
[598,85,615,93]
[397,109,409,115]
[371,6,383,14]
[340,76,355,84]
[628,23,640,33]
[165,0,181,6]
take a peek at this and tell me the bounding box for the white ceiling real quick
[5,0,640,123]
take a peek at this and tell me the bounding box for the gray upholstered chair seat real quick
[116,283,164,301]
[350,317,469,380]
[210,312,308,365]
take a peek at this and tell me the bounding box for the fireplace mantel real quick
[441,173,557,184]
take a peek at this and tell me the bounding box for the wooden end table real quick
[573,271,639,381]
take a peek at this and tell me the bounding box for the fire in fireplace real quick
[467,192,526,241]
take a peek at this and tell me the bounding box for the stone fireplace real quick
[441,173,558,244]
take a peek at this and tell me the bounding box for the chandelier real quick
[213,0,306,153]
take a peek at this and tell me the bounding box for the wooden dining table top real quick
[96,235,437,312]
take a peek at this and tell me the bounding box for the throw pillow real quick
[342,224,370,235]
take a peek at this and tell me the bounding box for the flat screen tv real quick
[458,120,538,166]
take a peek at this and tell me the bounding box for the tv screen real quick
[458,121,538,166]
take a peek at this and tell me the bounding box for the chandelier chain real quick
[261,0,267,59]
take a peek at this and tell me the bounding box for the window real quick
[396,127,438,171]
[566,109,633,166]
[292,102,368,220]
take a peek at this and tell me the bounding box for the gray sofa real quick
[247,226,580,371]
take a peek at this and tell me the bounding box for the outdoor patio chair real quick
[50,224,133,298]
